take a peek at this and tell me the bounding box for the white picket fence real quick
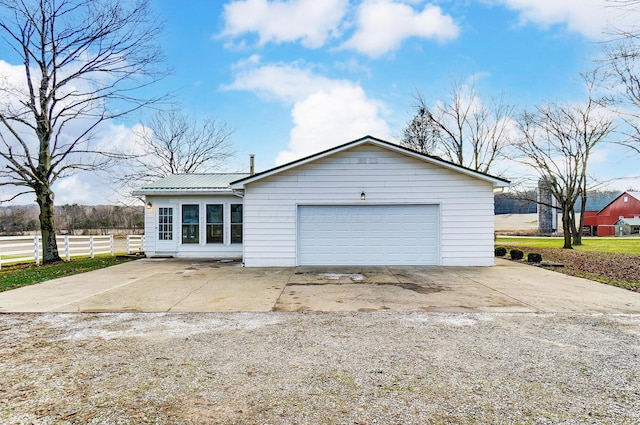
[0,234,145,269]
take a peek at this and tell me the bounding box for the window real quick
[182,204,199,244]
[231,204,243,244]
[206,204,223,243]
[158,207,173,241]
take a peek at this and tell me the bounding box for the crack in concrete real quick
[167,280,209,312]
[272,267,301,311]
[465,276,544,312]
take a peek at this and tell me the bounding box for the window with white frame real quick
[206,204,223,244]
[231,204,243,244]
[182,204,199,244]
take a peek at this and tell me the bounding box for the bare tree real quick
[0,206,38,235]
[401,81,515,174]
[58,204,87,235]
[601,0,640,151]
[0,0,166,263]
[514,83,615,248]
[119,109,234,187]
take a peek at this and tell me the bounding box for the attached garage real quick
[230,136,509,267]
[297,205,439,265]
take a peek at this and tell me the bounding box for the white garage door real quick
[297,205,439,265]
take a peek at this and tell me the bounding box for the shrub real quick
[527,253,543,263]
[509,249,524,260]
[494,247,507,257]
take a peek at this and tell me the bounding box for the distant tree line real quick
[494,190,624,215]
[0,204,144,236]
[494,191,537,215]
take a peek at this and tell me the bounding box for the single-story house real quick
[582,191,640,236]
[132,136,509,266]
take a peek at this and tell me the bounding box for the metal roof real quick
[132,173,250,195]
[618,217,640,225]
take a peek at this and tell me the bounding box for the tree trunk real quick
[570,208,582,246]
[571,195,587,246]
[36,189,62,264]
[561,203,573,249]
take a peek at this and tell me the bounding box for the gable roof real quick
[230,135,510,188]
[132,173,250,196]
[628,192,640,202]
[596,191,640,215]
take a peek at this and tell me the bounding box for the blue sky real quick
[2,0,640,204]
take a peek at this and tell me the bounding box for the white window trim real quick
[205,203,225,245]
[176,202,243,247]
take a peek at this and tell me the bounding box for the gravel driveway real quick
[2,312,639,424]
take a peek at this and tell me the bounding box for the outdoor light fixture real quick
[146,201,152,209]
[360,191,366,201]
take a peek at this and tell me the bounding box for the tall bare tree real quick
[514,79,615,248]
[602,1,640,152]
[119,109,234,187]
[0,0,166,263]
[401,81,515,174]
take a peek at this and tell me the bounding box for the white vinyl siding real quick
[242,143,495,266]
[298,205,439,265]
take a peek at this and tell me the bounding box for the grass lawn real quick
[495,237,640,292]
[496,237,640,254]
[0,256,135,292]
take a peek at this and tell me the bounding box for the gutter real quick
[131,188,237,196]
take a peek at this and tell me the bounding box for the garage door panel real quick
[297,205,439,265]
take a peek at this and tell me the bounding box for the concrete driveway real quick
[1,258,640,313]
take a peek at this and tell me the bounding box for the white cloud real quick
[96,122,148,156]
[52,175,94,204]
[494,0,639,39]
[34,122,143,205]
[277,85,390,164]
[224,58,390,165]
[223,57,349,103]
[341,0,460,58]
[220,0,348,48]
[0,60,28,110]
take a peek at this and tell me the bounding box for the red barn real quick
[583,191,640,236]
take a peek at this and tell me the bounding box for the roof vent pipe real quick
[250,154,255,176]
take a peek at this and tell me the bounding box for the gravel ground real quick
[1,312,640,425]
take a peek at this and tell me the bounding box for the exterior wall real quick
[582,211,597,227]
[597,225,616,237]
[242,144,496,267]
[143,194,243,258]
